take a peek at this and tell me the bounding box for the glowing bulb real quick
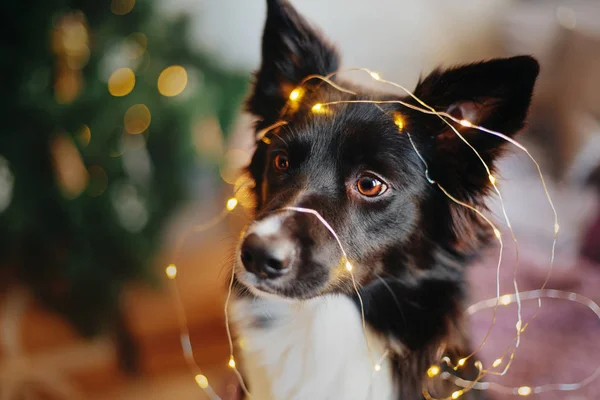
[228,357,236,368]
[374,364,381,371]
[165,264,177,279]
[554,223,560,234]
[312,103,323,113]
[459,119,473,128]
[394,114,405,130]
[195,374,209,389]
[369,71,381,81]
[451,390,463,399]
[427,365,440,377]
[493,228,501,239]
[516,320,522,332]
[289,88,303,101]
[474,361,483,370]
[500,294,512,305]
[489,174,496,185]
[226,198,238,211]
[457,358,466,367]
[517,386,532,396]
[345,261,353,271]
[492,358,503,367]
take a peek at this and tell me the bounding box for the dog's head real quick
[235,0,538,301]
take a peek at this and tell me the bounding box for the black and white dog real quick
[230,1,539,398]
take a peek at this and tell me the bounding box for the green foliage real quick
[0,0,248,336]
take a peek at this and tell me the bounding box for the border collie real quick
[230,0,539,398]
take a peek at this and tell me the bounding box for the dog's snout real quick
[241,233,293,279]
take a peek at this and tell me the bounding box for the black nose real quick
[240,233,293,279]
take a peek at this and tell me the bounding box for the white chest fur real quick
[231,295,397,400]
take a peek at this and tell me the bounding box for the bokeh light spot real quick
[111,0,135,15]
[124,104,151,134]
[193,117,223,160]
[78,125,91,147]
[108,68,135,97]
[127,32,147,58]
[87,165,108,197]
[50,133,88,199]
[220,149,251,184]
[54,70,83,104]
[158,65,188,97]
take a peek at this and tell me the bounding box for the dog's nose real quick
[240,233,293,279]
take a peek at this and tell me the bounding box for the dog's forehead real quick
[282,97,411,157]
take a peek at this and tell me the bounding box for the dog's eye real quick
[356,174,387,197]
[273,152,289,172]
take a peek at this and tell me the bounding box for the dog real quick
[229,0,539,399]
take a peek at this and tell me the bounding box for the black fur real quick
[236,0,539,398]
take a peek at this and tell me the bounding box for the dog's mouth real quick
[234,264,288,298]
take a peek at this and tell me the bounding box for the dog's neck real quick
[231,294,398,400]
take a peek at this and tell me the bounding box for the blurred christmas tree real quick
[0,0,247,337]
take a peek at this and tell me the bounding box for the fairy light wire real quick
[289,69,569,397]
[281,206,376,367]
[164,66,587,400]
[224,259,253,398]
[452,289,600,396]
[366,102,509,366]
[302,68,562,373]
[165,265,221,400]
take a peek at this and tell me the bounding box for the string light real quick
[164,263,222,400]
[226,198,238,211]
[393,113,405,130]
[517,386,532,396]
[165,264,177,279]
[195,374,209,389]
[369,71,381,81]
[279,206,376,368]
[301,68,564,383]
[427,365,441,378]
[161,66,594,400]
[295,70,568,397]
[311,103,324,113]
[289,88,303,101]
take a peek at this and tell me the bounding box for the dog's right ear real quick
[247,0,340,126]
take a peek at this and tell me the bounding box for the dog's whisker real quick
[375,275,408,331]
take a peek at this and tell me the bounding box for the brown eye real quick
[273,152,289,171]
[356,174,387,197]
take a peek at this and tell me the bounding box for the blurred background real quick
[0,0,599,399]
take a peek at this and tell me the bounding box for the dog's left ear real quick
[412,56,539,194]
[247,0,340,126]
